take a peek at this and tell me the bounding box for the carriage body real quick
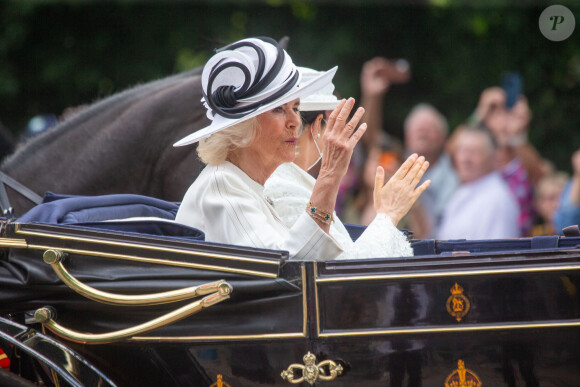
[1,198,580,386]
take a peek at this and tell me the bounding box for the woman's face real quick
[251,99,301,168]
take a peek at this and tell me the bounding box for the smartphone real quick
[501,72,522,109]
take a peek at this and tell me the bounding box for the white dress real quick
[264,162,413,259]
[176,161,344,261]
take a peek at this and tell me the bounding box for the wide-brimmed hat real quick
[297,67,339,112]
[173,37,337,147]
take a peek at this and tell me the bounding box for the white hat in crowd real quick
[297,67,339,112]
[174,37,337,147]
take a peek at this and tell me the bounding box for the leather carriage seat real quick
[16,192,205,241]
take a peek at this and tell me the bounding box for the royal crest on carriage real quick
[281,351,343,385]
[444,359,482,387]
[302,352,319,384]
[446,283,470,322]
[210,374,231,387]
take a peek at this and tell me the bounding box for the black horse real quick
[0,67,208,217]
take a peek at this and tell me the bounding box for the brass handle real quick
[34,281,232,344]
[43,249,226,306]
[281,352,343,385]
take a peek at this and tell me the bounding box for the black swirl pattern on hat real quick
[202,37,300,119]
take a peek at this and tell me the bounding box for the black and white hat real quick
[174,37,337,147]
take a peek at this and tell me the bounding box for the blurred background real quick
[0,0,579,172]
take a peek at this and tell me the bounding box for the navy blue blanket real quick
[17,192,204,241]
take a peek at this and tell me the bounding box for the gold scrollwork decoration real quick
[446,283,470,322]
[281,352,343,385]
[444,359,482,387]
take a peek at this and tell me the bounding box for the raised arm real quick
[359,57,410,149]
[310,98,367,233]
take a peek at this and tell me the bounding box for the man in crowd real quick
[470,87,550,236]
[437,126,520,240]
[403,103,459,237]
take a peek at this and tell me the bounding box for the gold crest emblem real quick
[446,283,470,322]
[302,352,319,384]
[281,351,343,385]
[444,359,482,387]
[210,374,231,387]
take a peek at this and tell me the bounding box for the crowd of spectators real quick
[337,56,580,240]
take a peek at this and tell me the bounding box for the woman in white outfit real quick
[174,37,430,261]
[265,67,418,259]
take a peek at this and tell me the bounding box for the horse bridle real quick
[0,171,42,218]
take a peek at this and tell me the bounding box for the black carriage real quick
[1,194,580,386]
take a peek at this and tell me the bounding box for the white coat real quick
[176,162,343,261]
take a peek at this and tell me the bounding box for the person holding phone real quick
[467,82,550,236]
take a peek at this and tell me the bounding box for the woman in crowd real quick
[554,148,580,233]
[264,68,419,258]
[174,37,430,261]
[531,171,568,236]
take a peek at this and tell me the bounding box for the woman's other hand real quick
[373,153,431,226]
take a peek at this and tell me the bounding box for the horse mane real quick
[2,67,203,169]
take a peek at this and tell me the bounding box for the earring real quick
[317,133,321,139]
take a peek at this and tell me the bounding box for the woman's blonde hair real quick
[197,117,260,165]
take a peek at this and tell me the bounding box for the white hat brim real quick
[300,100,339,112]
[173,66,338,147]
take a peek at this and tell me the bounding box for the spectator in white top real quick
[437,126,520,240]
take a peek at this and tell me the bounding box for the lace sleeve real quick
[335,213,413,259]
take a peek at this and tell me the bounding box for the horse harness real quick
[0,171,42,218]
